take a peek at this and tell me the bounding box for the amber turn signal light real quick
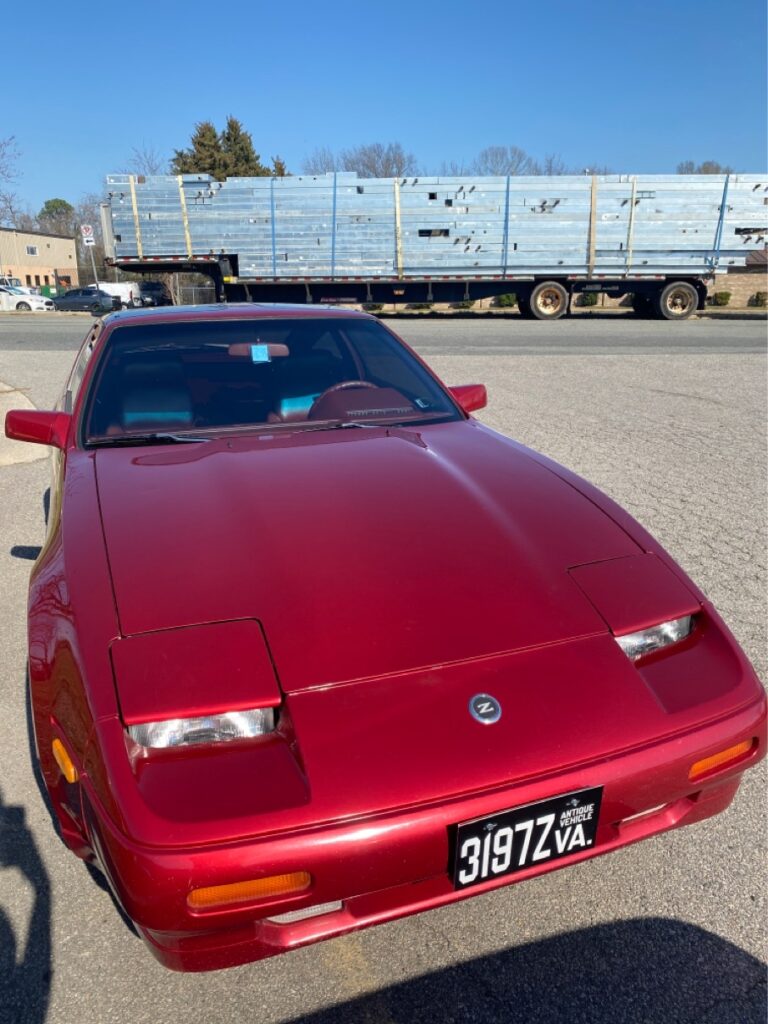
[52,738,78,784]
[689,739,755,781]
[187,872,312,911]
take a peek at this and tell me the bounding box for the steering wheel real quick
[319,380,378,397]
[308,380,379,419]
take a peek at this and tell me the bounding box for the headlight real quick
[614,615,693,661]
[128,707,275,748]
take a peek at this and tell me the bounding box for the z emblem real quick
[469,694,502,725]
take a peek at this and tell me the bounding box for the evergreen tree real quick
[219,116,269,177]
[38,198,75,236]
[171,121,225,178]
[171,118,283,180]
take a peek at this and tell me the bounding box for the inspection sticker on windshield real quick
[453,786,602,890]
[250,344,271,363]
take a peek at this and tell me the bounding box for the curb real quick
[0,311,94,318]
[374,309,768,321]
[0,382,47,468]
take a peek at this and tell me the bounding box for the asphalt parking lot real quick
[0,313,765,1024]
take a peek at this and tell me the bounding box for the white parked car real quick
[0,286,54,312]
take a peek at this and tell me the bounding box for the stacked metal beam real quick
[105,172,767,280]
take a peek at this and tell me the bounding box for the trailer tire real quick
[631,294,654,317]
[529,282,569,320]
[517,297,534,319]
[655,281,698,320]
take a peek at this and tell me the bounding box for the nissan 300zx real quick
[6,305,765,971]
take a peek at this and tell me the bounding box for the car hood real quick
[95,420,641,691]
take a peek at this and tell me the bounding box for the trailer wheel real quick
[655,282,698,320]
[517,297,534,319]
[530,282,569,320]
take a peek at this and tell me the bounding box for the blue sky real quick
[5,0,766,213]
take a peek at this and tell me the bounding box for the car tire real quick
[529,282,569,320]
[655,281,698,320]
[90,302,101,314]
[16,301,31,311]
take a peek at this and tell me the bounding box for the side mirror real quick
[449,384,488,415]
[5,410,72,449]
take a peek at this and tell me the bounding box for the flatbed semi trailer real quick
[101,172,767,318]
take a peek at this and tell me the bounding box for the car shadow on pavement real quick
[287,917,765,1024]
[0,789,51,1024]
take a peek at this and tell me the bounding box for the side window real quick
[62,329,98,413]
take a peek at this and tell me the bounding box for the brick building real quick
[0,227,79,289]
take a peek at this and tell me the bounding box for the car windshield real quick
[82,316,460,443]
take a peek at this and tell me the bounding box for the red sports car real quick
[6,305,765,972]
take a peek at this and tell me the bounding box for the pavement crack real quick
[643,387,723,405]
[689,973,767,1024]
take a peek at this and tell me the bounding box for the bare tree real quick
[302,142,418,178]
[8,207,38,231]
[302,147,338,174]
[0,136,17,182]
[438,159,474,176]
[676,159,734,174]
[580,162,615,175]
[538,153,570,176]
[126,144,168,176]
[0,136,20,226]
[339,142,418,178]
[0,138,44,230]
[472,145,538,176]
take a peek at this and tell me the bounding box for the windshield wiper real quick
[301,421,385,433]
[87,432,210,448]
[302,413,453,433]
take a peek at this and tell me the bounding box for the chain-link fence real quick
[177,284,216,305]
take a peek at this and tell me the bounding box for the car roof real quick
[102,303,374,327]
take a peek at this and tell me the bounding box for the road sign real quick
[80,224,95,247]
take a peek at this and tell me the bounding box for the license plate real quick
[453,786,603,890]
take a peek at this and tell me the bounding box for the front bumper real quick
[82,696,765,972]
